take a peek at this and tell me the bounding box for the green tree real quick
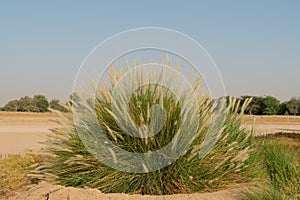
[262,96,280,115]
[241,96,264,115]
[18,96,34,112]
[286,97,300,116]
[32,95,49,112]
[278,102,289,115]
[2,100,19,111]
[50,99,68,112]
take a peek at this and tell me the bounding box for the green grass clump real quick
[32,58,260,195]
[264,142,299,194]
[244,140,300,199]
[244,187,292,200]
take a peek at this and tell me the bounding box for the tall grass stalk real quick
[32,58,259,195]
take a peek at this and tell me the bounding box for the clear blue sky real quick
[0,0,299,106]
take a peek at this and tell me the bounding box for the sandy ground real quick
[242,115,300,135]
[0,112,60,155]
[8,182,245,200]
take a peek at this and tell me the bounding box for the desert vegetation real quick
[235,96,300,116]
[20,59,297,199]
[1,94,300,116]
[0,60,299,199]
[244,134,300,199]
[0,95,68,113]
[31,65,257,195]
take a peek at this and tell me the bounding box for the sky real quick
[0,0,299,106]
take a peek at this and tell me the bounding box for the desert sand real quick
[8,182,245,200]
[0,112,60,155]
[242,115,300,135]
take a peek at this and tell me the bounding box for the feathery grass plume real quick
[32,56,259,195]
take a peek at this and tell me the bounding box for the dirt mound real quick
[8,182,243,200]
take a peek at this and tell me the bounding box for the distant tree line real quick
[1,94,300,115]
[0,95,68,113]
[229,96,300,116]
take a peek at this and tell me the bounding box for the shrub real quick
[32,59,258,195]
